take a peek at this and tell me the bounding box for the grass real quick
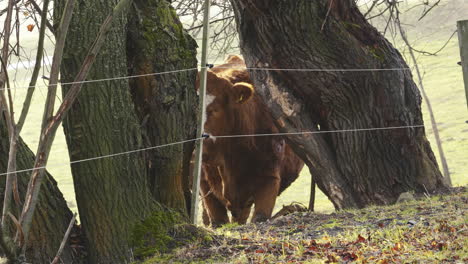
[140,187,467,263]
[5,2,468,219]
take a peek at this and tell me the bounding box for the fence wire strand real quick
[0,124,426,176]
[2,64,462,92]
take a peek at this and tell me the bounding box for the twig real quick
[1,1,20,247]
[17,0,51,132]
[321,0,334,32]
[363,0,380,18]
[188,15,234,31]
[409,30,458,56]
[51,213,77,264]
[394,8,451,186]
[0,0,21,16]
[28,0,55,35]
[18,0,77,252]
[8,213,23,247]
[418,0,441,21]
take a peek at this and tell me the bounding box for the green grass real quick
[145,188,467,263]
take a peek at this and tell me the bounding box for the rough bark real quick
[127,0,198,213]
[230,0,447,208]
[55,0,157,262]
[0,117,82,263]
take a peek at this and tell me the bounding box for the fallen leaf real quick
[393,242,403,251]
[307,245,318,252]
[356,234,366,243]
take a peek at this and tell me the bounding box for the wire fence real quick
[0,123,444,176]
[1,64,462,92]
[1,28,465,180]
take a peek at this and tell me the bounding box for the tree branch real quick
[17,0,51,132]
[418,0,441,21]
[51,213,77,264]
[28,0,55,35]
[188,15,234,31]
[409,30,458,56]
[17,0,77,253]
[395,10,451,186]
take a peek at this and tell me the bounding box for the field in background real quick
[5,1,468,218]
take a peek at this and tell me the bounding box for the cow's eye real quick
[207,109,215,117]
[207,107,219,117]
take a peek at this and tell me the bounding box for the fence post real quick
[190,0,211,224]
[458,20,468,111]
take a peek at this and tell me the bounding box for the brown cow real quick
[198,56,304,226]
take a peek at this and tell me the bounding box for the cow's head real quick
[197,71,255,138]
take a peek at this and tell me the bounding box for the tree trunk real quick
[0,117,82,263]
[55,0,157,262]
[230,0,447,208]
[127,0,198,213]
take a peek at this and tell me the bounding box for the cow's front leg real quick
[202,192,229,226]
[252,175,280,222]
[201,168,229,227]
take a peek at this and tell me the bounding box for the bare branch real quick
[0,0,21,16]
[394,9,452,186]
[188,15,234,31]
[321,0,334,32]
[18,0,51,137]
[418,0,441,21]
[41,0,74,133]
[8,212,23,247]
[18,0,77,252]
[363,0,381,18]
[1,1,19,241]
[51,213,77,264]
[409,30,457,56]
[28,0,55,35]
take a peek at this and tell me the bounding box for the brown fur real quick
[198,56,304,226]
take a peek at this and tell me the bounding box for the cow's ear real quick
[232,82,254,104]
[226,55,244,65]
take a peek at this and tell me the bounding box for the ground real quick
[140,187,467,263]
